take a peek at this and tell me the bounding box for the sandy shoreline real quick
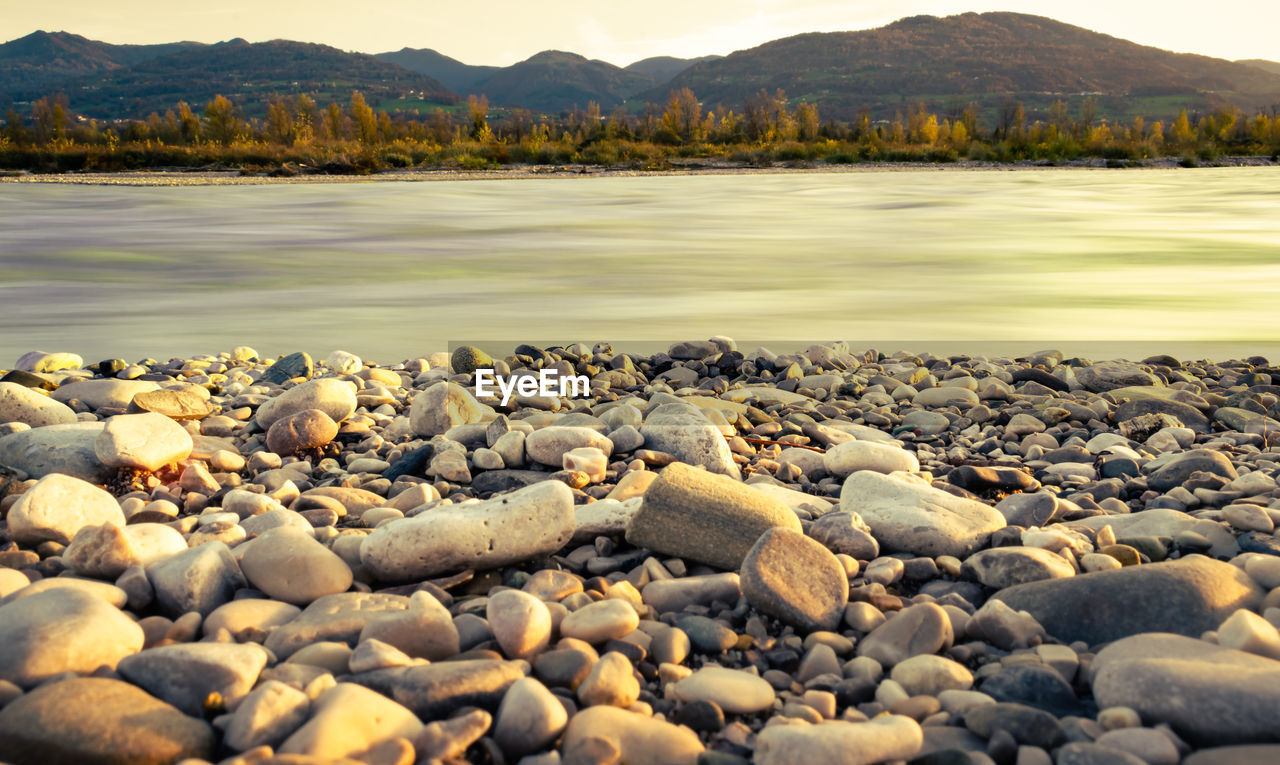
[2,155,1277,186]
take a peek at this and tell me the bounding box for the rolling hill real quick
[375,47,497,93]
[0,30,205,93]
[623,55,721,84]
[5,14,1280,124]
[1,37,456,119]
[649,12,1280,121]
[465,51,657,112]
[1239,59,1280,76]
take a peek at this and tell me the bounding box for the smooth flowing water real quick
[2,167,1278,364]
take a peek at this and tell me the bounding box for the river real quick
[2,167,1278,364]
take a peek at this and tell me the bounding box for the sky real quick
[2,0,1277,67]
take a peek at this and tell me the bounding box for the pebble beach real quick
[1,339,1279,765]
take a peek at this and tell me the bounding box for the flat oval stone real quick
[0,677,215,764]
[962,546,1076,589]
[409,382,485,437]
[626,462,800,571]
[559,598,639,644]
[128,388,214,420]
[255,378,356,428]
[278,682,422,759]
[856,603,954,668]
[95,411,194,471]
[992,555,1263,646]
[890,654,974,696]
[741,527,849,632]
[1092,633,1280,746]
[6,472,125,547]
[0,381,77,427]
[824,440,920,477]
[0,588,144,688]
[525,426,614,467]
[672,665,775,714]
[561,705,703,765]
[493,676,568,759]
[360,481,575,582]
[117,642,269,717]
[240,526,354,606]
[487,589,552,659]
[840,471,1006,558]
[755,715,924,765]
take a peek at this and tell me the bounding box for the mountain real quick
[0,30,205,93]
[467,50,657,112]
[6,15,1280,124]
[375,47,497,93]
[623,55,721,84]
[1239,59,1280,76]
[2,38,456,119]
[651,12,1280,121]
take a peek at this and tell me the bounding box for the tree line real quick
[3,88,1279,173]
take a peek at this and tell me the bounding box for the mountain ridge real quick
[4,13,1280,122]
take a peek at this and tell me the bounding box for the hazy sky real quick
[3,1,1277,66]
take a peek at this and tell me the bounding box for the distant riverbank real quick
[2,155,1277,186]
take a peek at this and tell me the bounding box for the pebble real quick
[1094,728,1181,765]
[266,408,340,455]
[560,597,639,644]
[6,472,125,546]
[146,541,246,617]
[223,679,312,751]
[409,382,486,436]
[640,402,740,477]
[240,526,353,605]
[525,426,614,468]
[117,642,269,716]
[1216,608,1280,659]
[0,587,143,687]
[94,411,193,470]
[808,511,880,560]
[890,654,975,696]
[962,546,1076,589]
[1092,632,1280,745]
[391,659,528,718]
[754,715,924,765]
[0,380,77,427]
[824,440,920,476]
[415,707,491,761]
[494,676,569,759]
[577,650,640,707]
[359,591,460,661]
[255,377,357,428]
[488,589,553,659]
[50,378,159,410]
[741,526,849,632]
[0,677,215,762]
[626,462,801,570]
[0,420,116,482]
[993,556,1262,646]
[278,682,423,759]
[63,521,187,579]
[857,603,955,668]
[360,480,575,580]
[204,598,302,639]
[840,471,1007,558]
[672,665,776,713]
[561,705,704,765]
